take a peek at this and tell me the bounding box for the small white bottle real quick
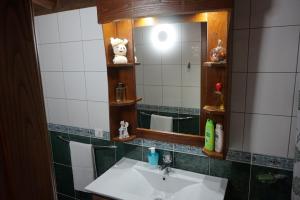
[215,123,224,153]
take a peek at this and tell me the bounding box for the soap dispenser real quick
[148,147,159,167]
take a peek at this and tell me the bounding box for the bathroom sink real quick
[85,158,228,200]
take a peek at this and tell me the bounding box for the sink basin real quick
[85,158,228,200]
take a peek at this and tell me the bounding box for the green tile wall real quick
[50,131,293,200]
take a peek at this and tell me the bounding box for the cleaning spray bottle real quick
[204,119,215,151]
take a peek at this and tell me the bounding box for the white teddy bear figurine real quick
[110,37,128,64]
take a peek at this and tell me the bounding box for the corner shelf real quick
[110,97,142,107]
[202,105,225,115]
[203,61,226,68]
[112,135,136,142]
[202,148,224,159]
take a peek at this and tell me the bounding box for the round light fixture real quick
[151,24,176,51]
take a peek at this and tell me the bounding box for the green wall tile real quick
[210,159,250,200]
[50,132,71,165]
[249,165,293,200]
[57,193,75,200]
[54,163,75,197]
[75,191,92,200]
[173,152,209,174]
[92,138,116,176]
[116,142,143,161]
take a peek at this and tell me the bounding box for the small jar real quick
[116,82,127,102]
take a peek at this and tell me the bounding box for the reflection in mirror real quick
[134,22,202,136]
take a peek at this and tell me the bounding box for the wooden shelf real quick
[202,148,224,159]
[203,61,226,68]
[112,135,136,142]
[107,63,134,68]
[202,105,225,115]
[110,97,142,107]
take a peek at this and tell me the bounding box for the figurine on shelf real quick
[110,37,128,64]
[210,39,226,62]
[119,120,130,139]
[215,82,224,111]
[123,122,129,138]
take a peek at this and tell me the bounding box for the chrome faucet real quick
[160,152,172,176]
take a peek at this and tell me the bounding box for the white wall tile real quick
[246,73,294,116]
[161,42,181,64]
[134,28,144,45]
[64,72,86,100]
[182,87,200,108]
[229,113,244,151]
[136,85,144,103]
[43,72,65,98]
[142,44,161,65]
[181,65,200,87]
[44,98,50,122]
[163,86,181,107]
[232,30,249,72]
[58,10,82,42]
[83,40,107,71]
[40,72,47,97]
[248,26,299,72]
[61,41,84,71]
[38,44,62,71]
[47,98,69,125]
[288,117,297,158]
[80,7,102,40]
[85,72,108,102]
[143,65,162,85]
[135,44,144,64]
[135,65,143,85]
[144,86,162,105]
[67,100,89,128]
[88,101,109,131]
[233,0,250,29]
[231,73,246,112]
[181,23,201,42]
[36,14,59,44]
[243,114,290,157]
[182,42,201,65]
[34,17,40,44]
[162,65,181,86]
[293,73,300,116]
[251,0,300,28]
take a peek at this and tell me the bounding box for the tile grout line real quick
[247,3,253,199]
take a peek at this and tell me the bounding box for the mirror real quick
[134,22,203,136]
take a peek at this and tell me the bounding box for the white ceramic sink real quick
[85,158,228,200]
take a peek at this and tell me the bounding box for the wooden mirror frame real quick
[97,0,233,159]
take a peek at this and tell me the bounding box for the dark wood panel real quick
[0,0,55,199]
[97,0,233,24]
[32,0,56,9]
[34,0,96,16]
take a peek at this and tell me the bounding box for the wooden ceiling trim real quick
[32,0,56,10]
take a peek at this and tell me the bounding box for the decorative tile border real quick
[143,139,174,151]
[68,126,90,137]
[137,104,200,115]
[48,123,294,171]
[174,143,205,156]
[252,154,294,171]
[125,138,143,146]
[226,149,252,164]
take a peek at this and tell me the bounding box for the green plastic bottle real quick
[204,119,215,151]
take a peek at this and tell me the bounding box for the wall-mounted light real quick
[151,24,177,51]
